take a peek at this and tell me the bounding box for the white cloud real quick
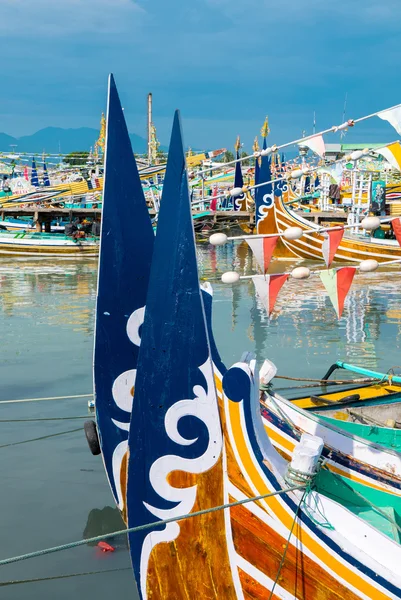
[0,0,145,36]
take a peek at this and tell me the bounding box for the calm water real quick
[1,243,401,597]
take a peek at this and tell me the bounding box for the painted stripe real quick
[226,396,396,599]
[236,554,293,599]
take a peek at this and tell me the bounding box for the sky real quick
[2,0,401,150]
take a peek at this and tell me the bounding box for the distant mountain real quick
[0,127,150,155]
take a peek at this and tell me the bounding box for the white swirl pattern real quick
[110,306,144,510]
[140,359,223,599]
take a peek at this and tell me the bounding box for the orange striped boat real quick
[258,191,401,263]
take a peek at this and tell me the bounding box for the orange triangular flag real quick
[392,217,401,247]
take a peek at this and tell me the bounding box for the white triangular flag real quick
[300,134,325,158]
[378,107,401,136]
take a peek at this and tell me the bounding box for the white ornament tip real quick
[361,216,381,231]
[350,150,364,161]
[209,233,228,246]
[359,259,379,273]
[283,226,303,240]
[291,266,311,279]
[221,271,240,284]
[230,187,243,197]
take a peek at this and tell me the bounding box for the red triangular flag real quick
[392,217,401,247]
[247,235,279,273]
[321,228,344,267]
[252,273,289,316]
[210,186,218,211]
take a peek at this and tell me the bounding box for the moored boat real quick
[0,229,98,255]
[259,189,401,262]
[124,107,401,599]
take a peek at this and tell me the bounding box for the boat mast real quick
[147,93,152,166]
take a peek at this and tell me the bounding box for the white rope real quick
[197,101,401,176]
[0,393,92,405]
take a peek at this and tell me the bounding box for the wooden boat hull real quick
[0,233,98,255]
[124,109,401,599]
[258,191,401,262]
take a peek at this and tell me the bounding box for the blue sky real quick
[2,0,401,150]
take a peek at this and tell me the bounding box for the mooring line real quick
[0,393,92,405]
[0,416,88,423]
[0,567,131,586]
[0,484,305,567]
[0,427,82,449]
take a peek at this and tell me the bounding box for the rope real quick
[0,393,92,405]
[0,427,82,449]
[0,567,131,587]
[269,488,307,599]
[0,484,305,567]
[0,416,88,423]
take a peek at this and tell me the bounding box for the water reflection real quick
[83,506,128,549]
[0,247,400,378]
[0,257,97,332]
[197,242,401,375]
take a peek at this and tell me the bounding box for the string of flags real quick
[197,101,401,177]
[210,216,401,320]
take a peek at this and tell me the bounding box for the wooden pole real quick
[147,93,153,167]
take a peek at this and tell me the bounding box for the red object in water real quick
[210,186,218,211]
[97,541,115,552]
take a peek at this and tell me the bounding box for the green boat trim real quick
[319,416,401,451]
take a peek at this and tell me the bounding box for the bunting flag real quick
[30,158,39,187]
[233,149,245,211]
[319,267,356,318]
[300,134,325,158]
[321,229,344,267]
[314,174,320,188]
[255,137,274,230]
[23,167,29,181]
[261,117,270,138]
[377,107,401,136]
[376,142,401,171]
[392,217,401,246]
[210,186,218,211]
[252,273,289,317]
[246,235,279,273]
[43,162,50,187]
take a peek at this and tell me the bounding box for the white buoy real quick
[291,266,311,279]
[209,233,228,246]
[283,226,303,240]
[290,433,324,476]
[361,216,381,231]
[350,150,364,161]
[359,259,379,273]
[290,169,303,179]
[221,271,240,284]
[230,187,243,197]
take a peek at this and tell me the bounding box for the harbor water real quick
[1,241,401,598]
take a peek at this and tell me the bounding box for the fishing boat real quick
[123,108,401,599]
[258,189,401,262]
[0,229,98,255]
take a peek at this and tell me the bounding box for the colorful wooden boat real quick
[92,75,154,516]
[123,110,401,599]
[258,189,401,262]
[0,229,98,255]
